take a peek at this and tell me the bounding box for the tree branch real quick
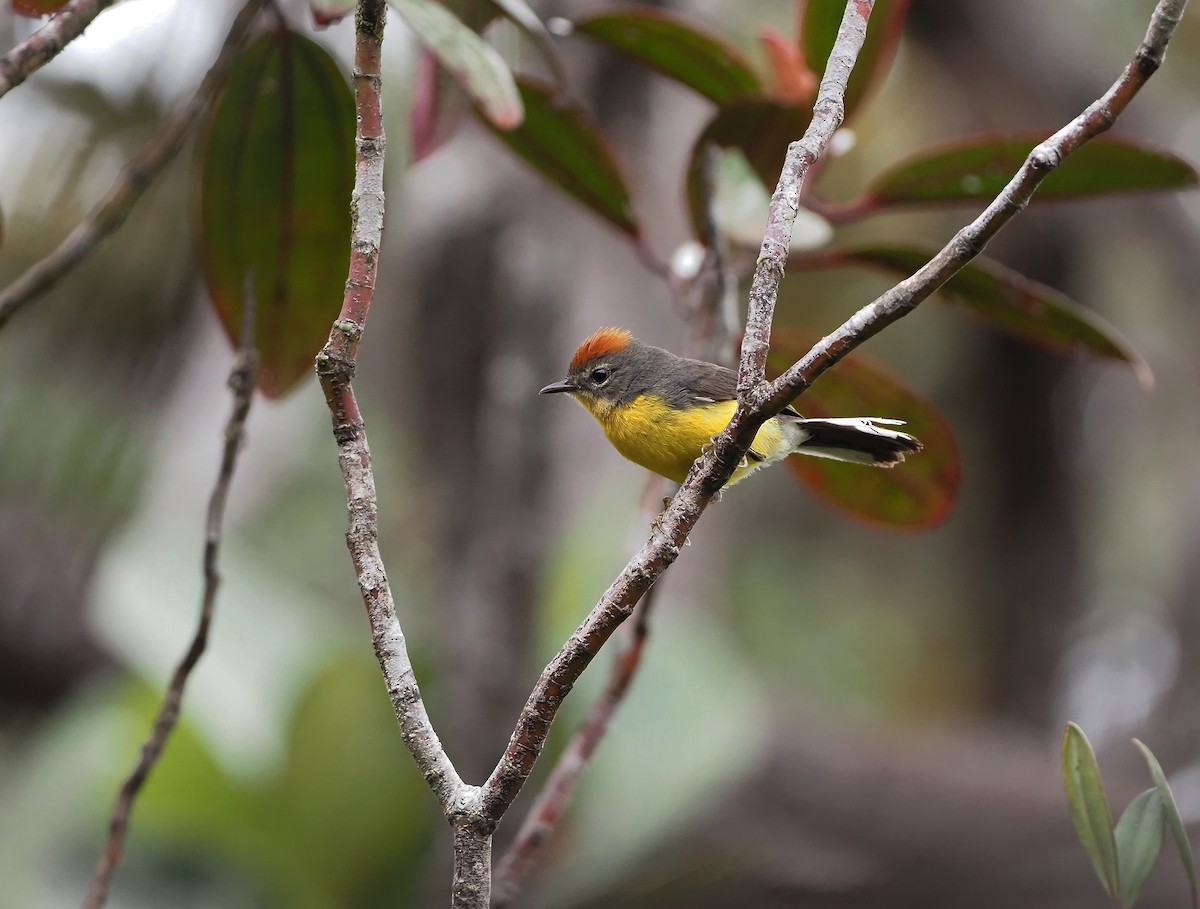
[758,0,1188,417]
[313,0,470,847]
[479,0,877,829]
[0,0,268,332]
[480,0,1185,839]
[80,291,259,909]
[0,0,118,101]
[492,578,661,907]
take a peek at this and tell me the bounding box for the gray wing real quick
[672,358,802,418]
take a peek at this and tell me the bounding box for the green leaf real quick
[390,0,523,130]
[486,0,569,90]
[1134,739,1200,908]
[686,97,810,236]
[768,331,960,529]
[1063,723,1121,901]
[198,30,355,398]
[483,76,640,236]
[829,245,1153,388]
[799,0,909,122]
[574,7,762,106]
[860,134,1199,207]
[1115,788,1166,907]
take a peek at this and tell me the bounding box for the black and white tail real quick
[795,417,922,467]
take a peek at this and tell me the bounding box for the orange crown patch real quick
[569,327,632,371]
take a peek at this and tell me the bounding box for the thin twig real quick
[80,290,259,909]
[0,0,268,332]
[492,484,669,906]
[313,0,479,902]
[0,0,118,101]
[688,141,741,364]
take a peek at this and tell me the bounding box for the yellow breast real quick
[583,394,790,485]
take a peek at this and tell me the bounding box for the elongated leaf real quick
[1134,739,1200,908]
[830,245,1153,388]
[486,0,568,91]
[575,8,761,106]
[390,0,523,130]
[1115,788,1165,908]
[483,77,639,236]
[799,0,909,122]
[199,30,354,398]
[768,331,959,529]
[686,97,810,236]
[1063,723,1121,901]
[860,134,1199,208]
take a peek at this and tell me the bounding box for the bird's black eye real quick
[590,367,610,385]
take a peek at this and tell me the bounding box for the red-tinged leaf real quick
[768,330,960,529]
[829,245,1154,388]
[485,0,569,91]
[408,49,470,163]
[758,26,816,104]
[310,0,354,28]
[799,0,909,123]
[859,133,1199,208]
[574,7,761,106]
[11,0,67,14]
[685,97,811,236]
[482,77,639,236]
[198,30,354,398]
[390,0,523,130]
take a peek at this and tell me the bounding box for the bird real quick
[539,327,921,487]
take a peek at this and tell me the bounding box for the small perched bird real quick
[540,327,921,487]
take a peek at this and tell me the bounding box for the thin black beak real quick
[539,379,575,395]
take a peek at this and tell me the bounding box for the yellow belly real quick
[594,395,790,485]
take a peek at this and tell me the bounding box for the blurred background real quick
[2,0,1200,906]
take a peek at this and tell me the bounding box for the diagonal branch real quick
[758,0,1188,417]
[314,0,466,821]
[479,0,878,827]
[480,0,1185,835]
[80,291,259,909]
[0,0,269,332]
[0,0,118,101]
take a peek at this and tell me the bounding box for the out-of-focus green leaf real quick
[1063,723,1121,901]
[483,77,640,236]
[858,134,1199,208]
[1134,739,1200,908]
[126,653,436,908]
[486,0,568,90]
[198,30,354,398]
[390,0,523,130]
[1115,788,1165,908]
[574,7,761,106]
[829,245,1153,388]
[686,97,810,236]
[768,331,959,529]
[799,0,908,122]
